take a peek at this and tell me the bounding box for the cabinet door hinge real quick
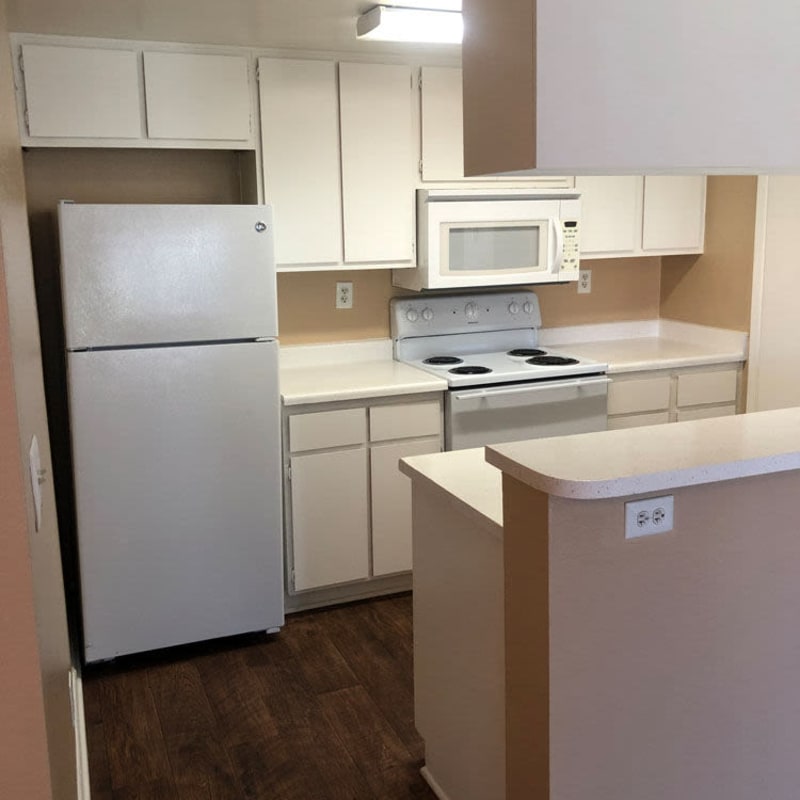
[286,464,292,482]
[418,158,424,178]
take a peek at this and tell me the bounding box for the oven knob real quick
[465,302,478,320]
[421,307,434,322]
[508,301,520,315]
[522,301,533,314]
[406,308,419,323]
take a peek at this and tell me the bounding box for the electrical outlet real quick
[336,281,353,309]
[624,495,674,539]
[578,269,592,294]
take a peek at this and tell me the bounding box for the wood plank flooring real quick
[82,594,436,800]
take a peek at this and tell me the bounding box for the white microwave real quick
[393,189,581,291]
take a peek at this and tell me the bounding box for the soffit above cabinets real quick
[461,0,800,174]
[6,0,463,57]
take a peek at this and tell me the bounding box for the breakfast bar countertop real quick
[486,407,800,500]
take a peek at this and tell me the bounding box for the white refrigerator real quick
[59,202,284,663]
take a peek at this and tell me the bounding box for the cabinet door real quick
[339,62,414,264]
[21,44,142,139]
[371,439,441,577]
[143,52,251,141]
[642,176,706,252]
[259,58,343,266]
[290,448,369,591]
[575,176,642,256]
[421,66,465,181]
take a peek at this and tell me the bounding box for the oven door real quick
[445,376,609,451]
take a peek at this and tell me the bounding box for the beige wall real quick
[660,175,757,331]
[504,469,800,799]
[277,257,662,344]
[0,4,76,798]
[0,229,53,798]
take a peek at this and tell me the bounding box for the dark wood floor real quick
[83,593,436,799]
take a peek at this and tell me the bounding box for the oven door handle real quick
[452,376,610,401]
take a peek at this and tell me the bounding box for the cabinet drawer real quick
[607,411,670,430]
[289,407,366,452]
[370,400,441,442]
[607,376,671,415]
[676,404,737,423]
[676,370,738,407]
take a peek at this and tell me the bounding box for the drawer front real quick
[607,411,671,430]
[370,400,441,442]
[607,376,671,415]
[289,407,366,453]
[677,370,738,408]
[676,404,737,423]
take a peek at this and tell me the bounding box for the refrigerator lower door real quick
[68,340,283,662]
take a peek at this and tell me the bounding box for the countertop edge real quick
[605,350,746,374]
[282,379,447,406]
[485,439,800,500]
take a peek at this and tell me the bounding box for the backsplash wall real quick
[277,257,663,344]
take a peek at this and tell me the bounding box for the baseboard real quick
[420,766,451,800]
[69,667,91,799]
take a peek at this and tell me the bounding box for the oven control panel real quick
[391,290,543,339]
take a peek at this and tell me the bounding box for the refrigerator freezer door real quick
[68,340,283,662]
[59,203,278,349]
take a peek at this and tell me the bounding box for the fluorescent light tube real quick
[357,5,463,44]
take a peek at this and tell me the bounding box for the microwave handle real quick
[551,218,564,274]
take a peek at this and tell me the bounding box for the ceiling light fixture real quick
[356,5,463,44]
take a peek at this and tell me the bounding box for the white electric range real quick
[391,291,609,450]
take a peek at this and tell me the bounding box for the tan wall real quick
[504,469,800,799]
[0,229,53,799]
[277,257,662,344]
[660,175,757,331]
[0,5,76,798]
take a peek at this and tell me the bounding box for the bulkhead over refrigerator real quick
[59,202,284,663]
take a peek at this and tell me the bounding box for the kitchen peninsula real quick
[402,408,800,800]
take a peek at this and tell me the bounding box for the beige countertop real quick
[279,320,748,405]
[541,319,748,374]
[280,339,446,406]
[399,448,503,538]
[486,407,800,500]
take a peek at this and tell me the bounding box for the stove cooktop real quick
[406,347,607,388]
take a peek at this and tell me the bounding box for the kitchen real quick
[1,1,797,799]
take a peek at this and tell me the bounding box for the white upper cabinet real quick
[641,176,707,253]
[462,1,800,173]
[420,66,464,181]
[258,58,343,266]
[339,62,414,264]
[14,37,255,148]
[20,44,142,139]
[419,66,572,188]
[143,52,251,141]
[575,176,641,257]
[576,175,706,258]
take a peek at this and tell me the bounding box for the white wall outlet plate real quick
[578,269,592,294]
[336,281,353,309]
[625,495,674,539]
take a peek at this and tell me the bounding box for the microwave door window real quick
[447,224,542,272]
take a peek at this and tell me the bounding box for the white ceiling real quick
[6,0,463,59]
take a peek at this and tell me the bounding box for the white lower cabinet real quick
[284,395,443,601]
[290,448,370,591]
[607,364,742,429]
[371,438,440,576]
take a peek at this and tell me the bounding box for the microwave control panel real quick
[562,220,580,271]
